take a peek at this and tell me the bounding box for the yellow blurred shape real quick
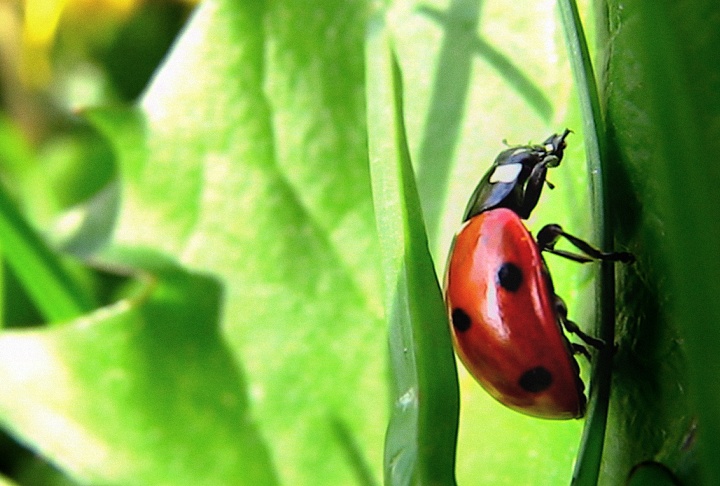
[21,0,67,86]
[20,0,139,88]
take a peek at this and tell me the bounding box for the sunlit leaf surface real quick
[0,0,630,484]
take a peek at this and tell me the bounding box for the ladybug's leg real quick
[516,128,570,219]
[554,294,605,352]
[518,158,560,218]
[570,343,592,361]
[537,224,634,263]
[518,131,571,218]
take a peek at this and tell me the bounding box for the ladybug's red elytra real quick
[444,130,632,419]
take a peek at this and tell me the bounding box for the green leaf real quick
[0,0,614,483]
[557,1,615,484]
[365,15,459,485]
[0,259,278,484]
[0,475,19,486]
[0,110,98,324]
[598,0,720,484]
[85,0,386,484]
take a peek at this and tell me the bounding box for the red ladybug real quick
[444,130,632,419]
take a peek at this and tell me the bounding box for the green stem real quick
[557,1,614,484]
[0,184,93,323]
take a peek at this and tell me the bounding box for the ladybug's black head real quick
[462,129,571,222]
[489,129,569,186]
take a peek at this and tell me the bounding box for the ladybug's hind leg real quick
[554,295,605,356]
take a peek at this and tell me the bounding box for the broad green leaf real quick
[0,259,277,484]
[366,16,459,485]
[597,0,720,484]
[87,0,386,484]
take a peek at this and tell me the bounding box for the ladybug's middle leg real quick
[536,224,634,263]
[554,294,605,353]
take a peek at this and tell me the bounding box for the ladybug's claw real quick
[571,343,592,362]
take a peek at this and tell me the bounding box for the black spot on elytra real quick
[451,308,471,332]
[518,366,553,393]
[497,262,523,292]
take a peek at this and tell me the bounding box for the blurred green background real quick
[0,0,717,484]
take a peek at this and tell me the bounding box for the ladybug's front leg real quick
[517,157,563,219]
[517,130,571,218]
[536,224,634,263]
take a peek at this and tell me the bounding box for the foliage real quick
[1,0,717,484]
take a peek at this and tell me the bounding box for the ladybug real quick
[444,130,632,419]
